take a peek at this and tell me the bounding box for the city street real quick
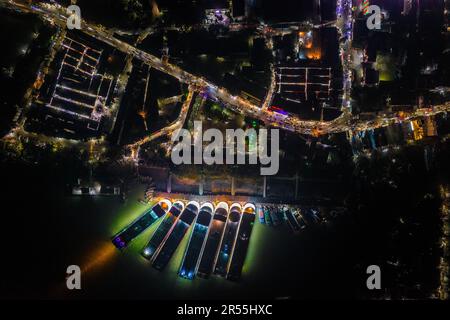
[2,0,450,140]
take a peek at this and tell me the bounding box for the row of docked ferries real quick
[112,199,256,281]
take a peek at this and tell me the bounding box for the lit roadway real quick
[336,0,353,114]
[4,0,450,140]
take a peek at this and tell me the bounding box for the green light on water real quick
[241,221,266,277]
[109,185,156,236]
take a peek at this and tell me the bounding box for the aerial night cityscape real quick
[0,0,449,306]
